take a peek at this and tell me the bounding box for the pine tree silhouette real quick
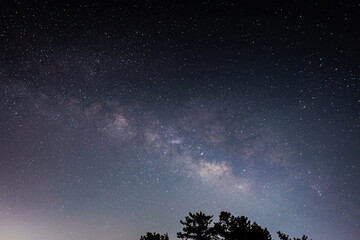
[177,211,214,240]
[140,211,311,240]
[140,232,169,240]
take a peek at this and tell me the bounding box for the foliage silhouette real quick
[277,231,309,240]
[177,211,214,240]
[212,211,271,240]
[140,232,169,240]
[213,211,266,240]
[140,211,311,240]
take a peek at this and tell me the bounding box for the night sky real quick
[1,1,360,240]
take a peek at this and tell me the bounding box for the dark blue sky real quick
[0,1,359,240]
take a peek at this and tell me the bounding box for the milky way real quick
[0,2,360,240]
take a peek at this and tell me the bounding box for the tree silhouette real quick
[177,211,214,240]
[140,232,169,240]
[277,231,309,240]
[213,211,271,240]
[277,231,290,240]
[213,211,249,240]
[140,211,311,240]
[248,221,272,240]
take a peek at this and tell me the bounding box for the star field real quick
[0,1,360,240]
